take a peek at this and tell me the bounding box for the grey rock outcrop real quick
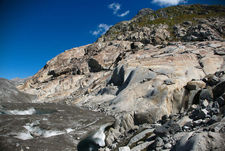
[0,78,36,103]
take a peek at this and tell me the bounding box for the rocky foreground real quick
[104,71,225,151]
[1,4,225,151]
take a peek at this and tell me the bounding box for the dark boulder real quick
[213,81,225,99]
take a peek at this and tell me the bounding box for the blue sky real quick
[1,0,225,79]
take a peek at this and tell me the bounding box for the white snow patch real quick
[65,128,74,133]
[12,121,74,140]
[23,125,43,137]
[14,132,33,140]
[43,130,65,138]
[42,117,48,121]
[8,108,36,115]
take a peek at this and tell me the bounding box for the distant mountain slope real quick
[11,77,31,86]
[0,78,36,103]
[99,4,225,45]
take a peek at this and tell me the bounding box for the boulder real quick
[190,108,208,120]
[134,112,157,125]
[203,74,220,86]
[127,129,154,147]
[213,81,225,99]
[154,120,181,137]
[119,146,131,151]
[131,42,144,50]
[172,132,225,151]
[186,80,206,90]
[131,141,154,151]
[214,48,225,55]
[199,88,213,102]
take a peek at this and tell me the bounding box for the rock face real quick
[19,40,225,119]
[99,5,225,45]
[8,4,225,151]
[101,70,225,151]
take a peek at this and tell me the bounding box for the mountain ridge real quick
[98,4,225,45]
[14,4,225,151]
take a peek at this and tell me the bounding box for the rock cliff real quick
[14,4,225,151]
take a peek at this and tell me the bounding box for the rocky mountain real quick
[1,4,225,151]
[99,4,225,45]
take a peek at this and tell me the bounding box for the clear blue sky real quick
[1,0,225,79]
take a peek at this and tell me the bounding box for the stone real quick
[209,43,222,48]
[172,132,225,151]
[155,137,164,147]
[154,120,181,137]
[210,117,225,133]
[164,79,175,85]
[164,143,172,149]
[201,99,209,108]
[214,48,225,55]
[162,136,170,144]
[154,126,168,137]
[131,141,154,151]
[99,148,110,151]
[160,115,169,125]
[216,96,225,107]
[212,101,220,109]
[136,8,154,17]
[209,108,220,116]
[177,116,192,127]
[131,42,144,50]
[190,109,208,120]
[207,115,220,125]
[119,146,130,151]
[134,112,156,125]
[203,74,220,86]
[115,113,135,132]
[127,129,154,147]
[199,89,213,102]
[105,128,121,146]
[191,104,198,110]
[186,80,206,90]
[215,71,225,78]
[213,81,225,99]
[88,58,103,72]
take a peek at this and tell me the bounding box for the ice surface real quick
[14,132,33,140]
[8,108,36,115]
[43,130,65,138]
[65,128,74,133]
